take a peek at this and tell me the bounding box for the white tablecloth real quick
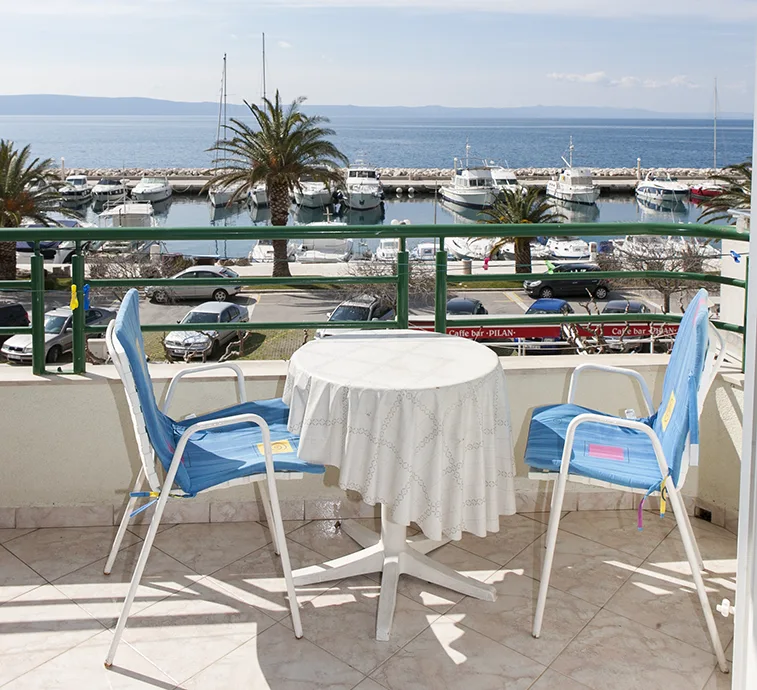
[283,331,516,541]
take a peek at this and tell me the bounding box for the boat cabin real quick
[558,167,594,187]
[451,168,494,189]
[98,202,155,228]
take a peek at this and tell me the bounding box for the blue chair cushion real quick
[173,398,326,496]
[525,403,664,490]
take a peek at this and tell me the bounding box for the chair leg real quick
[105,488,171,668]
[263,472,303,638]
[533,471,569,638]
[104,469,146,576]
[258,481,280,556]
[667,484,729,674]
[676,499,705,572]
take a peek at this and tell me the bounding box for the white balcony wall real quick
[0,356,743,530]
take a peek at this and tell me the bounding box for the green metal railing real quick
[0,221,747,376]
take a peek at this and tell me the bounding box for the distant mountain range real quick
[0,94,751,120]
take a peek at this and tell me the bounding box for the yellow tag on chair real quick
[661,392,676,431]
[257,439,294,455]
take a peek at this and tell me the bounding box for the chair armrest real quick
[163,362,247,414]
[568,363,654,416]
[559,412,670,483]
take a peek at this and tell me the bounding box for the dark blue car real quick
[520,298,574,354]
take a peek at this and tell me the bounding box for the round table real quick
[283,331,516,640]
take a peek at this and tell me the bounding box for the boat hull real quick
[92,188,127,202]
[132,187,172,203]
[344,190,383,210]
[546,182,600,205]
[294,187,333,208]
[439,187,495,210]
[209,188,243,207]
[248,187,268,207]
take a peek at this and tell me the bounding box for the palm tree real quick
[699,160,751,224]
[478,187,563,273]
[0,141,60,280]
[206,92,348,277]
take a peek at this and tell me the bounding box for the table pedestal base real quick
[292,506,497,641]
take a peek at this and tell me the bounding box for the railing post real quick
[435,237,447,334]
[396,248,409,329]
[72,242,86,374]
[30,248,46,376]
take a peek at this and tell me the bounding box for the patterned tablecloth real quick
[283,331,516,541]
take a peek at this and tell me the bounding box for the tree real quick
[477,187,563,273]
[0,141,60,280]
[698,160,751,224]
[206,92,348,277]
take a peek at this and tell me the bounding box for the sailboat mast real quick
[262,33,267,102]
[569,136,574,168]
[714,77,718,170]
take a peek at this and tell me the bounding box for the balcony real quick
[0,222,746,688]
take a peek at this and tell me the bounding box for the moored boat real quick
[132,176,172,203]
[545,137,600,205]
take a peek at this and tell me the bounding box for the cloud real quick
[3,0,756,20]
[277,40,292,49]
[548,71,700,90]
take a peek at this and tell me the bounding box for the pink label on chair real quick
[587,444,626,461]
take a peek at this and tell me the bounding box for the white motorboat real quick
[410,242,438,262]
[97,202,161,254]
[635,171,690,204]
[546,137,600,205]
[374,238,400,262]
[248,183,268,207]
[91,178,128,203]
[343,164,384,210]
[546,236,591,260]
[248,239,297,263]
[297,231,353,263]
[440,144,497,209]
[132,176,172,203]
[294,172,335,208]
[447,236,497,261]
[489,166,524,195]
[59,175,91,204]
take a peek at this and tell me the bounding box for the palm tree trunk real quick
[268,180,292,278]
[514,238,532,274]
[0,241,17,281]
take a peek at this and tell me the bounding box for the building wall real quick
[0,356,743,529]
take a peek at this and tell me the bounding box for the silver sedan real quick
[163,301,250,360]
[145,265,243,304]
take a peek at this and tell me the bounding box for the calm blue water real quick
[75,195,710,258]
[0,115,751,169]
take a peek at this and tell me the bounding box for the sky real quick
[2,0,757,113]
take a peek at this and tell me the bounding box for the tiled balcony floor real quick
[0,510,736,689]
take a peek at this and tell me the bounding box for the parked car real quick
[1,307,115,364]
[0,302,29,347]
[145,265,243,303]
[447,297,488,315]
[163,302,249,360]
[316,294,394,338]
[519,298,574,354]
[523,262,609,300]
[601,299,650,315]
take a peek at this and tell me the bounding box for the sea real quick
[0,115,752,170]
[3,114,748,257]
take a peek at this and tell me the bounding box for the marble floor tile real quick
[180,621,365,690]
[52,542,201,628]
[528,669,591,690]
[152,522,271,575]
[604,531,736,653]
[208,538,336,621]
[287,519,383,561]
[556,509,676,559]
[0,584,105,686]
[449,569,599,666]
[367,544,501,614]
[0,545,45,605]
[121,576,277,685]
[519,512,568,525]
[4,630,176,690]
[352,679,388,690]
[551,609,717,690]
[370,614,545,690]
[506,530,643,607]
[300,576,438,675]
[0,528,36,544]
[703,666,733,690]
[3,526,141,582]
[456,514,546,566]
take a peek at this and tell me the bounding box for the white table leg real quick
[293,505,498,640]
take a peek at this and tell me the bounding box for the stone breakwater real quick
[68,166,719,180]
